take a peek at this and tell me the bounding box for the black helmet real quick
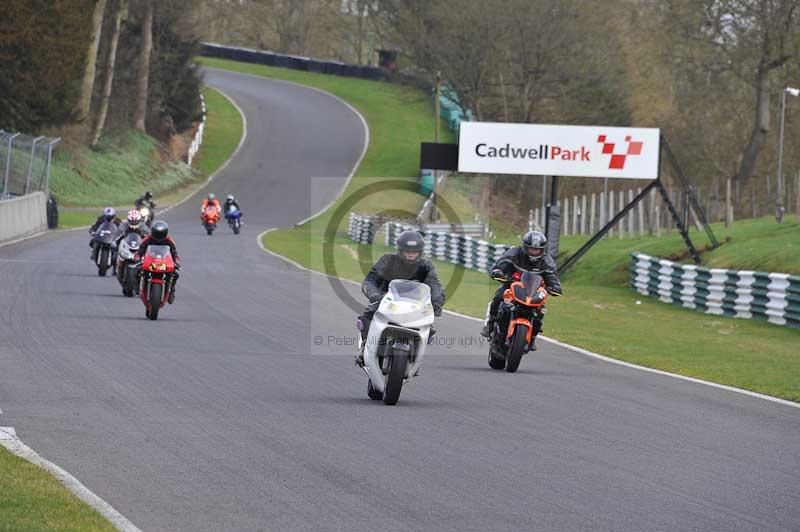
[151,220,169,240]
[144,191,153,200]
[522,231,547,259]
[396,230,425,264]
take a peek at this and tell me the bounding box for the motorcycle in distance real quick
[115,232,142,297]
[90,220,117,276]
[138,205,153,228]
[487,259,550,373]
[360,279,434,405]
[224,205,242,235]
[201,204,220,235]
[139,245,176,320]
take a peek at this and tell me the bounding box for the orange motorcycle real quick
[201,204,221,235]
[487,259,549,373]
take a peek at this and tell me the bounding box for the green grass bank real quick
[55,85,243,227]
[0,446,116,532]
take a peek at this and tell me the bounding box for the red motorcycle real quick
[201,204,220,235]
[139,245,176,320]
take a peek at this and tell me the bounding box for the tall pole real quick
[777,87,800,223]
[432,72,441,223]
[777,88,787,223]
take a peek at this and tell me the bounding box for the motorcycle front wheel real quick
[383,350,409,405]
[97,248,109,276]
[148,283,163,320]
[505,325,529,373]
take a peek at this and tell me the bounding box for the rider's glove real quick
[547,289,562,297]
[433,305,443,317]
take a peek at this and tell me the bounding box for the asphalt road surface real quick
[1,68,798,532]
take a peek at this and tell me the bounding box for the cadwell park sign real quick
[457,122,661,179]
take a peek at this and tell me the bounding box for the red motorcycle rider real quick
[136,220,181,304]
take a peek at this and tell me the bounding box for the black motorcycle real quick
[90,221,117,277]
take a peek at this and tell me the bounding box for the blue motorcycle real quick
[225,206,242,235]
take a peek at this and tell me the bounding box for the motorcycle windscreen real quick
[388,279,430,303]
[146,245,171,259]
[512,272,543,301]
[126,233,142,250]
[94,221,116,243]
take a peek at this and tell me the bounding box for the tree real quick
[665,0,800,185]
[0,0,94,131]
[91,0,126,146]
[133,0,153,132]
[76,0,108,123]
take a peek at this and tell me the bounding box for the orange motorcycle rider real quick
[201,193,221,221]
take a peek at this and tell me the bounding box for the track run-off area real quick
[1,68,798,532]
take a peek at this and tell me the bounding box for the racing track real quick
[0,67,798,532]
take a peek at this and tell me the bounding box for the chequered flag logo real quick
[597,135,643,170]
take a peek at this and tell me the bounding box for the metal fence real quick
[630,252,800,329]
[0,131,60,200]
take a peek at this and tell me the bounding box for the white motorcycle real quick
[360,279,434,405]
[115,233,142,297]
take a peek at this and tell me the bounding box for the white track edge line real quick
[0,427,142,532]
[256,229,799,409]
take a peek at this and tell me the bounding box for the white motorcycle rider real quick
[356,230,444,405]
[360,279,435,405]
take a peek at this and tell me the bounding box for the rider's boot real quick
[354,318,366,366]
[481,301,495,337]
[481,318,495,338]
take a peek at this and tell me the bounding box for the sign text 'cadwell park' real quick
[458,122,661,179]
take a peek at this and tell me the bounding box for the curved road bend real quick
[0,68,798,532]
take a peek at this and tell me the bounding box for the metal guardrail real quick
[0,130,59,198]
[200,42,386,81]
[630,252,800,329]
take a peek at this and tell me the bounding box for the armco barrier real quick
[630,252,800,329]
[187,93,207,166]
[0,191,48,244]
[200,43,386,81]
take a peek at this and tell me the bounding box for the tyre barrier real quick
[630,252,800,329]
[347,214,507,273]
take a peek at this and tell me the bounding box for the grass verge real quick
[0,446,116,532]
[56,86,243,228]
[216,58,799,401]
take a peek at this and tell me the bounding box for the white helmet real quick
[127,209,142,228]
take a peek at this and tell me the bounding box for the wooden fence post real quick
[573,195,579,235]
[563,198,570,236]
[619,190,625,239]
[608,191,614,237]
[725,178,733,228]
[581,194,588,235]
